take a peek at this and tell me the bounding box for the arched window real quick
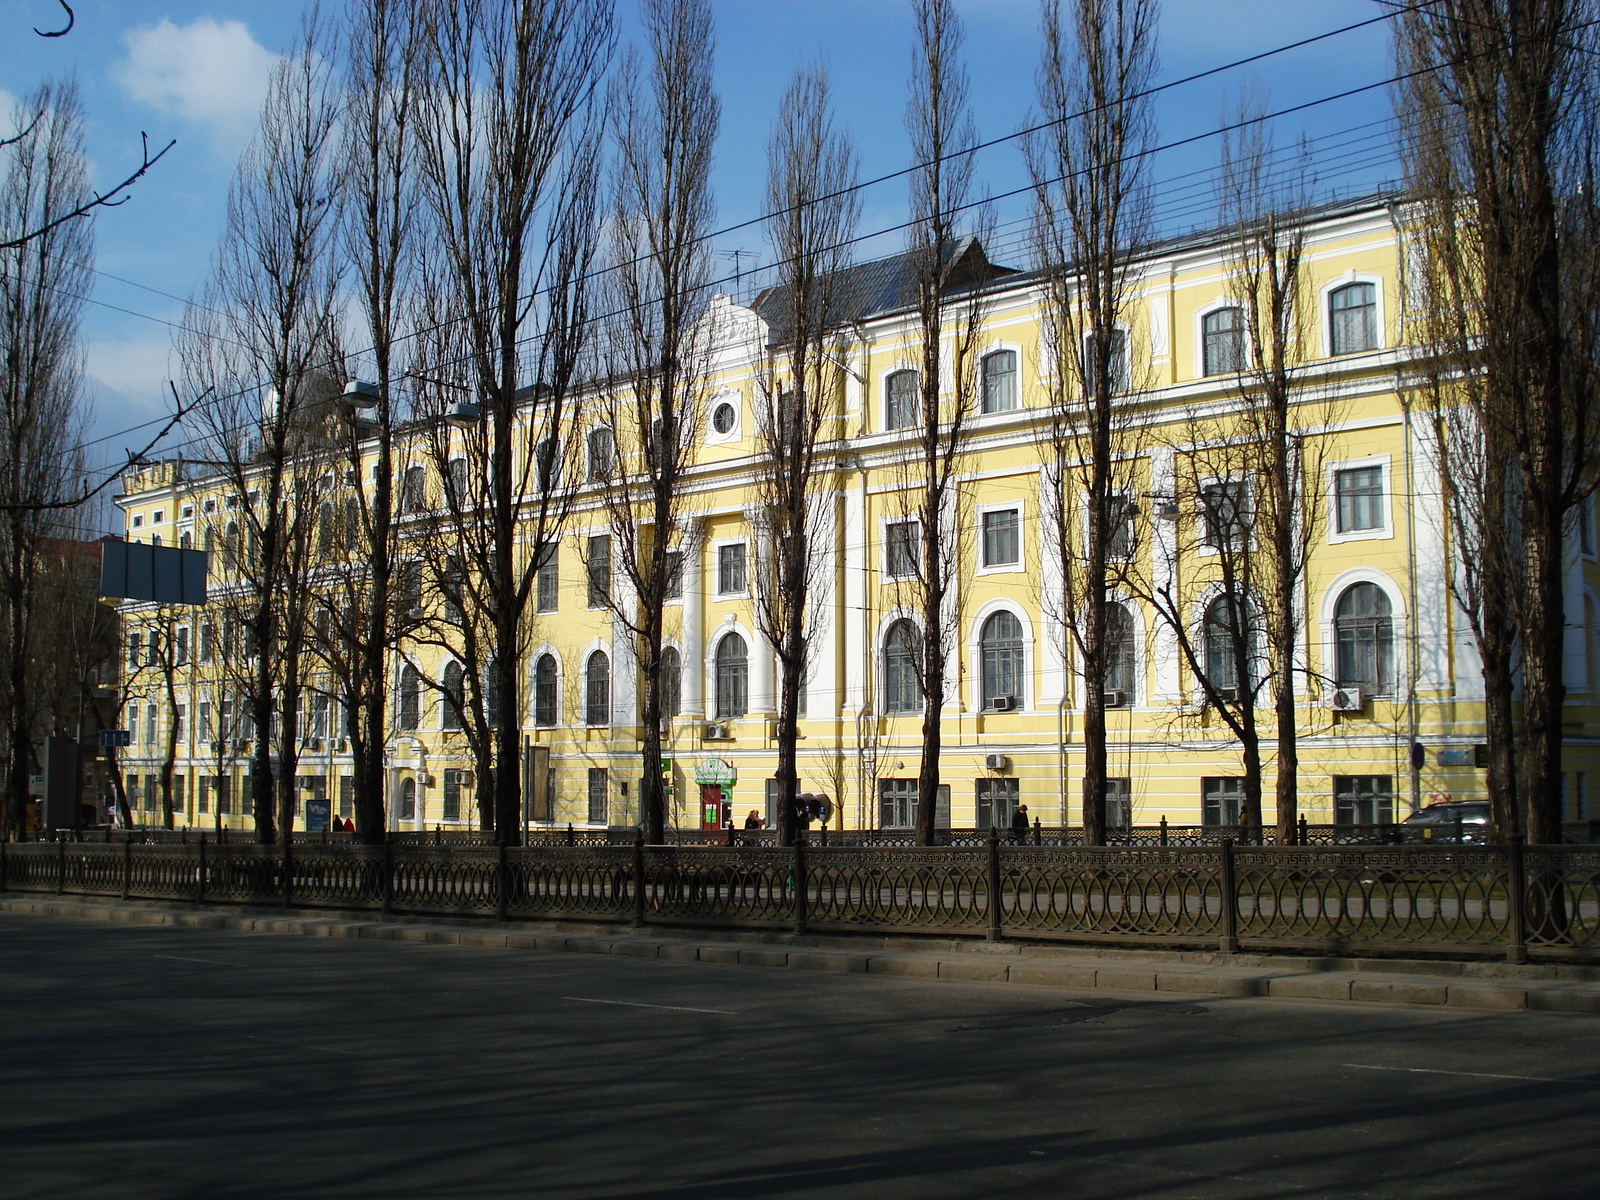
[223,522,240,571]
[1335,582,1393,694]
[659,646,682,718]
[1204,594,1252,692]
[203,525,216,555]
[980,610,1025,710]
[883,619,923,714]
[886,369,918,430]
[535,654,558,727]
[446,457,468,507]
[179,531,192,550]
[399,665,421,730]
[585,650,611,725]
[1104,604,1136,698]
[1329,282,1378,355]
[442,662,465,731]
[981,350,1017,413]
[1202,306,1244,376]
[399,776,417,820]
[715,633,748,720]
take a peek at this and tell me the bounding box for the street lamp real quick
[342,379,381,411]
[443,401,482,429]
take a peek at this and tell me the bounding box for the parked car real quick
[1397,801,1492,844]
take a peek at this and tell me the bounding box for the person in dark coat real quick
[1011,803,1030,844]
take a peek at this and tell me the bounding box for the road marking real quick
[562,996,737,1015]
[243,1034,361,1057]
[1344,1064,1600,1087]
[152,954,248,968]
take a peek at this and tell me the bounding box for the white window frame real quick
[1326,454,1393,543]
[712,537,750,598]
[529,642,564,728]
[976,500,1025,575]
[977,341,1024,415]
[1195,474,1254,557]
[967,599,1034,714]
[881,517,921,580]
[705,388,742,447]
[1319,271,1386,359]
[1318,568,1407,700]
[883,362,919,432]
[1077,324,1131,396]
[1193,297,1250,380]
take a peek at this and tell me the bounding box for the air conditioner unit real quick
[460,771,475,788]
[704,723,728,740]
[1213,686,1240,703]
[337,737,349,751]
[1157,501,1180,519]
[233,739,251,754]
[1328,687,1364,712]
[989,695,1018,713]
[209,740,224,755]
[300,736,322,750]
[1102,690,1128,709]
[407,606,425,619]
[984,753,1011,772]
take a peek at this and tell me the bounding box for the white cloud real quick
[114,18,278,152]
[84,328,177,421]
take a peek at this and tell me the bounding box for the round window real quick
[711,402,736,434]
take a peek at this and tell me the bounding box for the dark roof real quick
[751,235,1019,343]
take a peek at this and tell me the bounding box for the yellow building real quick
[113,196,1600,834]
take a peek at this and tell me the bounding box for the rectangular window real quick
[145,705,156,747]
[174,626,189,666]
[1335,775,1394,826]
[664,550,683,600]
[199,776,211,814]
[587,767,609,825]
[886,521,920,578]
[173,775,186,815]
[1106,494,1137,560]
[443,768,463,821]
[128,630,141,669]
[878,780,950,829]
[217,776,232,816]
[536,544,558,613]
[974,778,1020,829]
[1200,481,1250,551]
[981,509,1020,568]
[144,775,157,813]
[1202,777,1245,826]
[339,775,354,819]
[718,543,747,594]
[1335,466,1384,534]
[586,535,610,608]
[173,704,186,742]
[1107,777,1132,829]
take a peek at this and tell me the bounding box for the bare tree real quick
[593,0,719,844]
[413,0,612,843]
[1397,1,1600,844]
[0,81,93,839]
[1025,0,1158,846]
[316,0,427,842]
[895,0,995,847]
[750,65,859,846]
[1214,108,1332,842]
[178,24,346,843]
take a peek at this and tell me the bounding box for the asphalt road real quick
[3,913,1599,1199]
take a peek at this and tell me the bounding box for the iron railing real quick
[9,834,1599,962]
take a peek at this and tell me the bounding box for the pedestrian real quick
[744,809,764,830]
[1011,802,1030,844]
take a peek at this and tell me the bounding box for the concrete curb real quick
[7,895,1600,1015]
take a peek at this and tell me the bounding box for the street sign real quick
[306,798,331,832]
[99,729,131,748]
[694,757,736,786]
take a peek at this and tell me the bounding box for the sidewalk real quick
[7,893,1600,1015]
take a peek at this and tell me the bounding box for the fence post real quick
[632,829,646,927]
[57,837,66,895]
[1160,816,1169,847]
[382,840,394,915]
[1506,833,1528,965]
[987,828,1003,942]
[566,822,574,846]
[792,837,808,936]
[496,842,509,922]
[1032,817,1042,847]
[122,836,132,901]
[1218,838,1239,952]
[281,834,292,909]
[197,835,207,904]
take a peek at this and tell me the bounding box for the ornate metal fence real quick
[8,835,1600,961]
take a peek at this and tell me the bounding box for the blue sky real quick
[0,0,1397,508]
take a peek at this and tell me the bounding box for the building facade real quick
[113,198,1600,833]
